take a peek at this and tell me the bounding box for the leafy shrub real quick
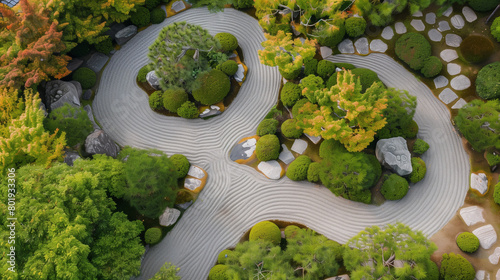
[319,139,347,159]
[279,67,301,81]
[149,90,164,110]
[377,88,417,139]
[170,154,190,178]
[163,88,188,113]
[381,174,409,200]
[257,118,279,136]
[145,227,162,244]
[440,253,475,280]
[286,155,312,181]
[317,60,337,79]
[43,104,93,147]
[351,68,382,92]
[280,83,302,107]
[304,59,318,76]
[395,33,431,71]
[219,60,238,76]
[423,260,439,280]
[255,134,280,161]
[408,157,426,183]
[130,6,151,28]
[492,17,500,42]
[281,119,303,139]
[467,0,499,11]
[494,181,500,205]
[456,232,480,253]
[218,250,232,264]
[94,37,113,54]
[72,67,96,89]
[476,62,500,100]
[307,162,321,183]
[138,65,150,83]
[265,106,282,119]
[233,0,254,9]
[326,72,339,89]
[367,154,382,186]
[420,56,442,78]
[404,120,419,138]
[292,99,310,117]
[215,33,238,52]
[177,101,199,119]
[283,225,301,239]
[145,0,161,10]
[413,139,429,155]
[150,8,166,24]
[68,41,91,57]
[316,21,346,48]
[345,17,367,37]
[267,23,293,36]
[192,69,231,105]
[208,264,229,280]
[486,151,500,167]
[249,221,281,245]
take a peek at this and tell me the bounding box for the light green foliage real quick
[94,37,114,54]
[215,33,239,52]
[344,223,437,279]
[286,155,312,181]
[163,88,188,113]
[420,56,443,78]
[492,17,500,42]
[192,69,231,105]
[43,104,93,147]
[357,0,431,26]
[494,181,500,205]
[265,105,283,119]
[255,134,281,161]
[314,19,346,48]
[281,82,302,107]
[150,8,166,24]
[138,65,150,83]
[249,221,282,245]
[377,88,417,139]
[281,119,303,139]
[177,101,199,119]
[345,17,367,37]
[304,58,318,76]
[422,260,439,280]
[292,98,310,117]
[351,68,382,92]
[300,75,324,103]
[456,232,480,253]
[130,6,151,27]
[440,253,475,280]
[476,62,500,100]
[209,264,229,280]
[170,154,190,178]
[486,151,500,167]
[319,139,348,159]
[218,60,239,76]
[189,0,230,12]
[149,90,164,111]
[307,162,321,183]
[381,174,409,200]
[317,60,337,80]
[145,227,162,244]
[395,32,431,71]
[150,263,181,280]
[257,118,279,136]
[218,250,233,264]
[413,139,430,155]
[72,67,97,89]
[409,157,426,183]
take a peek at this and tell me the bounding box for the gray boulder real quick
[45,80,82,111]
[115,25,137,46]
[85,129,120,158]
[64,151,81,166]
[146,70,161,90]
[66,58,83,72]
[376,137,413,176]
[105,22,127,41]
[82,89,92,100]
[83,105,100,130]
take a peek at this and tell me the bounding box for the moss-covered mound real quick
[420,56,442,78]
[345,17,367,37]
[307,162,321,183]
[217,250,233,264]
[145,227,162,244]
[304,59,318,76]
[286,155,312,181]
[170,154,190,178]
[177,101,199,119]
[317,60,337,79]
[130,6,151,28]
[395,33,431,71]
[476,62,500,100]
[281,82,302,107]
[283,225,301,239]
[255,134,280,161]
[208,264,229,280]
[249,221,281,245]
[150,8,166,24]
[351,68,382,92]
[192,69,230,105]
[219,60,239,76]
[149,90,164,111]
[381,174,409,200]
[409,157,426,183]
[456,232,480,253]
[215,32,238,52]
[138,65,150,83]
[413,139,429,155]
[460,35,494,64]
[281,119,303,139]
[163,88,188,113]
[439,253,475,280]
[257,118,279,136]
[72,67,96,89]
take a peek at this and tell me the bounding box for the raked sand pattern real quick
[93,8,470,280]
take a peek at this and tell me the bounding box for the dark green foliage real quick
[440,253,475,280]
[377,88,417,139]
[304,58,318,76]
[317,60,337,79]
[264,105,283,119]
[170,154,190,178]
[286,155,312,181]
[257,118,279,136]
[316,21,346,48]
[215,32,238,52]
[420,56,442,78]
[345,17,367,37]
[395,33,432,71]
[492,17,500,42]
[145,227,162,244]
[335,63,355,70]
[422,260,439,280]
[192,69,231,105]
[249,221,281,245]
[381,174,409,200]
[43,104,93,147]
[69,41,91,57]
[279,67,301,80]
[460,35,494,63]
[72,67,97,89]
[413,139,430,155]
[232,0,254,9]
[255,134,280,161]
[94,37,114,54]
[163,88,188,113]
[150,8,166,24]
[409,157,426,183]
[177,101,199,119]
[351,68,382,92]
[367,154,382,186]
[494,181,500,205]
[405,120,419,138]
[292,98,310,117]
[319,139,348,159]
[209,265,229,280]
[456,232,480,253]
[280,82,302,107]
[476,62,500,100]
[486,151,500,167]
[306,162,321,183]
[467,0,499,11]
[149,91,164,111]
[138,65,150,83]
[145,0,161,10]
[281,119,303,139]
[218,250,233,264]
[219,60,238,76]
[130,6,151,28]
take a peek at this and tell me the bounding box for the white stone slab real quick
[338,39,355,54]
[451,75,471,90]
[459,206,485,226]
[291,139,308,154]
[471,173,488,194]
[447,63,461,75]
[439,88,458,104]
[445,34,462,47]
[426,13,436,24]
[475,270,489,280]
[411,19,425,31]
[370,39,388,52]
[452,98,467,109]
[441,49,458,62]
[381,26,394,40]
[279,144,295,165]
[443,6,453,17]
[434,75,449,89]
[395,22,407,34]
[171,1,186,13]
[451,14,465,29]
[473,224,497,250]
[489,247,500,265]
[320,46,333,58]
[413,10,423,17]
[463,6,477,22]
[354,37,369,54]
[159,207,181,227]
[428,29,442,42]
[305,133,322,144]
[438,21,451,32]
[184,178,202,191]
[258,160,283,180]
[188,165,205,179]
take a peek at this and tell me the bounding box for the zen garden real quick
[1,0,500,279]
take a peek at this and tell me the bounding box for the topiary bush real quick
[177,101,199,119]
[317,60,337,80]
[218,60,238,76]
[467,0,500,11]
[486,151,500,167]
[280,83,302,108]
[208,264,229,280]
[381,174,409,200]
[72,67,96,89]
[170,154,190,178]
[404,119,419,138]
[420,56,442,78]
[43,104,93,147]
[144,0,161,10]
[409,157,426,183]
[476,62,500,100]
[279,67,301,81]
[255,134,280,161]
[163,88,188,113]
[345,17,367,37]
[422,260,439,280]
[316,21,346,48]
[150,8,166,24]
[138,65,150,83]
[192,69,231,105]
[257,118,279,136]
[249,221,281,245]
[456,232,480,253]
[413,139,429,155]
[351,68,382,92]
[281,119,303,139]
[217,250,232,264]
[304,59,318,76]
[292,99,310,117]
[395,33,431,71]
[149,90,164,111]
[283,225,301,239]
[307,162,321,183]
[286,155,312,181]
[130,6,151,28]
[145,227,162,244]
[215,33,238,52]
[94,37,114,54]
[494,181,500,205]
[492,17,500,42]
[440,253,475,280]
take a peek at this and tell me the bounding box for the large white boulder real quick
[473,224,497,250]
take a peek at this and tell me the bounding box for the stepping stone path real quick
[451,74,471,90]
[381,26,394,40]
[443,6,453,17]
[425,13,436,24]
[258,160,283,180]
[291,139,308,154]
[370,39,388,52]
[489,247,500,265]
[459,206,485,226]
[438,88,458,104]
[473,224,497,250]
[440,49,458,62]
[462,6,477,22]
[428,29,442,42]
[438,21,451,32]
[411,19,425,31]
[445,34,462,47]
[451,14,465,29]
[320,46,333,58]
[434,76,449,89]
[471,173,488,194]
[452,98,467,109]
[447,63,461,75]
[279,144,295,164]
[338,39,354,54]
[354,37,369,54]
[395,22,407,34]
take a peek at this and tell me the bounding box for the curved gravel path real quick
[94,8,470,280]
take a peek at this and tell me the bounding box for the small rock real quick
[85,52,109,73]
[199,108,221,118]
[171,0,186,13]
[104,22,127,41]
[83,89,92,100]
[291,139,308,154]
[158,207,181,227]
[176,201,193,210]
[410,19,425,31]
[438,21,451,32]
[497,269,500,280]
[83,105,100,130]
[395,22,407,34]
[425,13,436,24]
[67,58,83,72]
[63,151,81,166]
[434,75,449,89]
[459,206,485,226]
[304,133,321,144]
[184,178,202,191]
[338,39,355,54]
[115,25,138,46]
[370,39,388,52]
[146,70,161,90]
[475,270,488,280]
[412,11,423,17]
[451,75,471,90]
[376,137,412,176]
[85,130,120,158]
[234,64,245,82]
[354,37,369,54]
[45,80,81,110]
[428,29,442,42]
[443,6,453,17]
[445,34,462,47]
[452,98,467,109]
[279,144,295,165]
[230,138,257,161]
[447,63,461,75]
[381,26,394,40]
[471,173,488,194]
[462,6,477,22]
[187,165,205,179]
[489,247,500,265]
[440,49,458,62]
[451,14,465,29]
[439,88,458,104]
[258,160,283,180]
[320,46,333,58]
[472,224,497,250]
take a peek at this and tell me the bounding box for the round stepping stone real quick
[451,75,471,90]
[462,6,477,22]
[443,6,453,17]
[412,10,423,17]
[434,75,449,89]
[381,26,394,40]
[428,29,442,42]
[440,49,458,62]
[438,21,451,32]
[445,34,462,47]
[354,37,369,54]
[452,98,467,109]
[425,13,436,24]
[439,88,458,104]
[411,19,425,31]
[447,63,461,75]
[338,39,354,54]
[395,22,407,34]
[451,14,465,29]
[370,39,388,52]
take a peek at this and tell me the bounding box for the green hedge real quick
[144,0,161,10]
[138,65,150,83]
[72,67,96,89]
[292,99,310,117]
[215,33,238,52]
[257,118,279,136]
[494,181,500,205]
[233,0,254,9]
[219,60,238,76]
[317,60,337,79]
[281,83,302,108]
[192,69,231,105]
[395,33,431,71]
[283,225,301,239]
[217,250,232,264]
[492,17,500,42]
[177,101,199,119]
[43,104,93,147]
[467,0,500,11]
[149,90,164,111]
[413,139,429,155]
[94,37,113,54]
[255,134,280,161]
[307,162,321,183]
[286,155,312,181]
[456,232,480,253]
[170,154,190,178]
[409,157,426,183]
[208,264,229,280]
[281,119,303,139]
[150,8,166,24]
[145,227,162,244]
[249,221,281,245]
[351,68,382,92]
[476,62,500,100]
[381,174,409,200]
[319,139,347,159]
[422,261,439,280]
[130,6,151,28]
[304,59,318,76]
[163,88,188,113]
[345,17,367,37]
[421,56,442,78]
[439,253,475,280]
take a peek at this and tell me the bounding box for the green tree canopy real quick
[377,88,417,139]
[151,263,182,280]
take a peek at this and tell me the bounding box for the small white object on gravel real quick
[451,74,471,90]
[459,206,485,226]
[279,144,295,165]
[338,39,355,54]
[381,26,394,40]
[473,224,497,250]
[412,11,423,17]
[291,139,308,154]
[354,37,369,54]
[440,49,458,62]
[471,173,488,194]
[320,46,333,58]
[452,98,467,109]
[445,34,462,47]
[425,13,436,24]
[428,29,442,42]
[188,165,205,179]
[434,75,449,89]
[258,160,283,180]
[410,19,425,31]
[443,6,453,17]
[370,39,388,52]
[447,63,461,75]
[439,88,458,104]
[489,247,500,265]
[462,6,477,22]
[438,21,451,32]
[395,22,407,34]
[451,14,465,29]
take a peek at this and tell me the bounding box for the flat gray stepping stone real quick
[304,133,321,144]
[443,6,453,17]
[440,49,458,62]
[320,46,333,58]
[381,26,394,40]
[291,139,308,154]
[459,206,485,226]
[452,98,467,109]
[428,29,442,42]
[434,75,449,89]
[451,74,471,90]
[370,39,388,52]
[338,39,355,54]
[395,22,407,34]
[410,19,425,31]
[472,224,497,250]
[354,37,369,54]
[447,63,461,75]
[439,88,458,104]
[413,10,423,17]
[438,21,451,32]
[425,13,436,24]
[451,14,465,29]
[279,144,295,164]
[445,34,462,47]
[462,6,477,22]
[85,52,109,73]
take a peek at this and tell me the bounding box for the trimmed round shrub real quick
[130,6,151,28]
[280,83,302,107]
[420,56,442,78]
[317,21,346,48]
[68,41,91,57]
[279,67,301,81]
[476,62,500,100]
[292,98,310,117]
[404,119,419,138]
[163,88,188,113]
[304,59,318,76]
[170,154,190,178]
[492,17,500,42]
[395,33,431,71]
[351,68,382,92]
[423,261,439,280]
[218,60,238,76]
[149,90,164,110]
[150,8,166,24]
[72,67,96,89]
[467,0,499,11]
[215,33,238,52]
[217,250,232,264]
[177,101,199,119]
[286,155,312,181]
[413,139,429,155]
[43,104,93,147]
[494,181,500,205]
[307,162,321,183]
[456,232,480,253]
[138,65,150,83]
[319,139,347,159]
[233,0,254,9]
[284,225,301,239]
[281,119,303,139]
[317,60,337,79]
[381,174,409,200]
[255,134,280,161]
[345,17,367,37]
[440,253,475,280]
[144,0,161,10]
[460,35,494,64]
[408,157,426,183]
[192,69,230,105]
[257,118,279,136]
[208,264,229,280]
[94,37,113,54]
[145,227,162,244]
[249,221,281,245]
